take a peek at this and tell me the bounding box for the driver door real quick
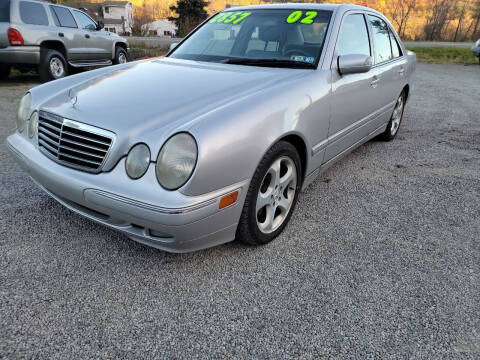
[324,12,378,164]
[72,10,111,61]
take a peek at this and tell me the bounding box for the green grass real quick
[128,46,169,61]
[407,46,479,65]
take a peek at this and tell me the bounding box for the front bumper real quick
[0,46,41,65]
[7,132,248,253]
[471,46,480,58]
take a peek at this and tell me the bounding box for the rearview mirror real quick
[338,54,373,75]
[96,21,104,31]
[169,42,179,52]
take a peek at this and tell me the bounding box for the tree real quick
[169,0,209,37]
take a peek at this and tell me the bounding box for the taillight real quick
[8,28,24,46]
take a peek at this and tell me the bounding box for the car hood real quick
[35,57,307,169]
[39,58,302,135]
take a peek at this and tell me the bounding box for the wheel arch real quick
[40,40,68,60]
[277,133,308,183]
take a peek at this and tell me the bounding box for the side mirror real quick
[169,42,179,52]
[338,54,373,75]
[96,21,104,31]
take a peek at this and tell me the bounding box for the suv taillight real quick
[8,28,24,46]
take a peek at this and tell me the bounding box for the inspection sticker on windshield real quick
[286,11,318,24]
[210,11,252,24]
[290,55,315,64]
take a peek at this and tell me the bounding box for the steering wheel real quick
[283,49,311,58]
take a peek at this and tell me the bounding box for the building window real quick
[164,31,172,36]
[105,7,109,13]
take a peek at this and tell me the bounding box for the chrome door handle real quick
[398,67,405,75]
[370,77,379,88]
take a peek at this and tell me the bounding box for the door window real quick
[51,6,77,28]
[389,31,403,58]
[19,1,48,26]
[368,15,393,64]
[74,10,97,30]
[336,14,370,57]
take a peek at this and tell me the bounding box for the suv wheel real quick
[0,64,11,80]
[236,141,302,246]
[39,49,68,82]
[113,47,128,65]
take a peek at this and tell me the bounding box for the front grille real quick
[37,111,114,173]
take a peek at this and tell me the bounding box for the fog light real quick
[28,111,38,138]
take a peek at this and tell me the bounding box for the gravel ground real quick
[1,63,479,359]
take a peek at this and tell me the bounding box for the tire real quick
[380,91,406,141]
[39,49,68,82]
[0,64,11,80]
[236,141,302,246]
[113,46,128,65]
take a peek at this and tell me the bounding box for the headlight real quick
[156,133,197,190]
[28,111,38,139]
[125,143,151,179]
[476,39,480,47]
[17,92,32,133]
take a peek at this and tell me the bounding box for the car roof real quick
[225,3,375,13]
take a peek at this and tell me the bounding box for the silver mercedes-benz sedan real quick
[7,4,416,252]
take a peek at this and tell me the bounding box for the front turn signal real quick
[219,191,239,209]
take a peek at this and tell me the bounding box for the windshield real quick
[169,9,332,68]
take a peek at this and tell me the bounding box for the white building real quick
[102,1,134,35]
[141,20,177,38]
[76,1,134,36]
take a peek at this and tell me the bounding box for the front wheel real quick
[380,91,406,141]
[236,141,302,246]
[113,47,128,65]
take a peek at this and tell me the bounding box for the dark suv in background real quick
[0,0,129,82]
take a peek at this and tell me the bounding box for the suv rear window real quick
[0,0,10,22]
[51,6,77,28]
[19,1,48,26]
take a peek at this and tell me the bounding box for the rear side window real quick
[19,1,48,26]
[51,6,77,28]
[337,13,370,57]
[389,31,403,58]
[368,15,393,64]
[0,0,10,22]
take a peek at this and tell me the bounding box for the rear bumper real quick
[7,132,248,253]
[0,46,40,65]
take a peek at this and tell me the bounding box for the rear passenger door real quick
[49,5,85,62]
[366,14,407,128]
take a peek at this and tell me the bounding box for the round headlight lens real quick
[125,143,151,179]
[156,133,197,190]
[17,92,32,133]
[28,111,38,139]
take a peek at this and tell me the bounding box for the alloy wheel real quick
[49,57,65,78]
[256,156,297,234]
[390,95,404,135]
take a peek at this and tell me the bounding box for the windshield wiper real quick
[221,58,316,69]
